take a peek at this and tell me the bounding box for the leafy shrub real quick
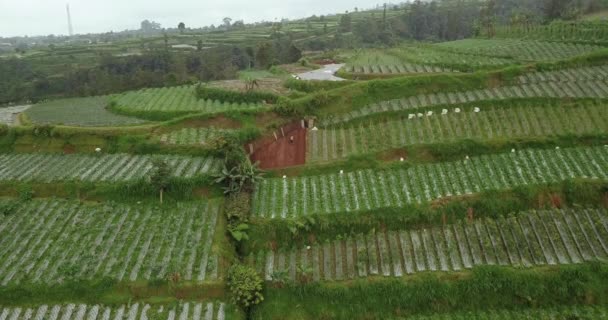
[225,192,251,225]
[227,264,264,308]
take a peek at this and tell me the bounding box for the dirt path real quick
[297,64,345,81]
[250,124,307,169]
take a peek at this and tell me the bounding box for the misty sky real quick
[0,0,383,37]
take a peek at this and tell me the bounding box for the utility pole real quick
[66,3,74,36]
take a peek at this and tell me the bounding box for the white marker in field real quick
[408,114,415,120]
[455,108,461,113]
[95,147,101,153]
[473,107,480,113]
[511,149,515,153]
[400,157,404,162]
[427,111,433,116]
[442,109,448,115]
[417,113,423,118]
[339,170,344,175]
[283,175,287,179]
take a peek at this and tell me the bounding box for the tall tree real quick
[178,22,186,34]
[338,13,352,33]
[149,159,171,204]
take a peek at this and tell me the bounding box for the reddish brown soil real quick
[249,122,307,169]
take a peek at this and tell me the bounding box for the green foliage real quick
[214,160,263,195]
[227,264,264,308]
[195,84,279,104]
[149,159,172,191]
[225,193,252,242]
[253,263,608,319]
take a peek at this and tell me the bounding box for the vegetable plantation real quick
[308,101,608,161]
[0,302,232,320]
[0,200,220,284]
[0,153,221,182]
[403,305,608,319]
[322,72,608,125]
[111,86,266,117]
[252,146,608,218]
[434,39,607,62]
[250,208,608,282]
[25,97,145,127]
[342,49,457,75]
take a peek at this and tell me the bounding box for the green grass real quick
[253,263,608,320]
[25,97,146,127]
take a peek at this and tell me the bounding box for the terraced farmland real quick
[321,78,608,125]
[0,302,232,320]
[25,97,145,127]
[391,46,515,70]
[343,49,456,75]
[252,146,608,218]
[112,85,266,116]
[408,305,608,320]
[435,39,606,62]
[0,200,220,284]
[250,208,608,281]
[159,128,232,145]
[0,153,221,182]
[308,102,608,161]
[518,65,608,84]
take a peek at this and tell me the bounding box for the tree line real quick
[0,38,301,105]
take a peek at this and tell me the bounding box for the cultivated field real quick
[0,302,232,320]
[0,153,221,182]
[250,208,608,281]
[253,146,608,218]
[322,69,608,125]
[111,86,266,117]
[308,101,608,161]
[25,97,145,127]
[0,200,220,284]
[435,39,607,61]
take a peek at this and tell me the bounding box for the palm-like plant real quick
[214,159,263,195]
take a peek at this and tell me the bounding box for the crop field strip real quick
[390,46,515,69]
[0,153,221,182]
[518,65,608,84]
[406,305,608,319]
[0,302,229,320]
[248,208,608,282]
[159,128,232,145]
[492,22,608,43]
[0,105,30,125]
[252,146,608,218]
[112,85,266,114]
[434,39,607,62]
[321,78,608,125]
[0,200,220,285]
[308,102,608,162]
[344,63,456,75]
[25,97,145,127]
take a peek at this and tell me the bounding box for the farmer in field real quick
[289,135,295,144]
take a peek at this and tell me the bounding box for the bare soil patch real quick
[249,122,307,169]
